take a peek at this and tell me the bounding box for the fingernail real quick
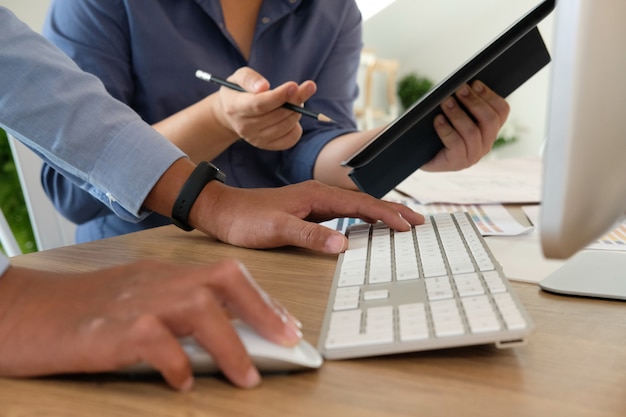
[272,302,303,338]
[325,234,347,253]
[274,308,303,344]
[252,80,265,92]
[244,367,261,388]
[180,376,194,392]
[290,314,303,329]
[277,306,302,329]
[458,85,470,97]
[435,114,447,127]
[283,321,303,344]
[473,81,484,93]
[445,98,455,109]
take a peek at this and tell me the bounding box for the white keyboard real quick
[318,212,533,360]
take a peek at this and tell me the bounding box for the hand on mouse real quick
[0,259,301,391]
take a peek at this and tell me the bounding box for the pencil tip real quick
[318,113,334,123]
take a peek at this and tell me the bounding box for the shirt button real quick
[261,16,270,24]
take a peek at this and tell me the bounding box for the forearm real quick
[313,127,384,190]
[152,94,240,164]
[0,9,185,219]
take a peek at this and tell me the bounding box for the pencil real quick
[195,70,333,123]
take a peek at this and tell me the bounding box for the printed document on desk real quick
[522,205,626,252]
[396,156,542,205]
[420,203,533,236]
[322,200,533,237]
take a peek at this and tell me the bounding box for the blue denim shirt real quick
[0,8,184,226]
[41,0,363,242]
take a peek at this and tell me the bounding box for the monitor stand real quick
[539,251,626,300]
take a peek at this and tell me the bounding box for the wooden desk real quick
[3,226,625,417]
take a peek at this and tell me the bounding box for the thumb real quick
[279,217,348,254]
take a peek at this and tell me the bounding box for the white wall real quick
[363,0,553,158]
[0,0,49,31]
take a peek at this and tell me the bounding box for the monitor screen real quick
[538,0,626,299]
[540,0,626,258]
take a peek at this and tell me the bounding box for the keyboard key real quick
[493,293,527,330]
[461,295,501,333]
[327,310,362,337]
[399,303,430,341]
[394,230,420,281]
[363,289,389,301]
[425,276,454,300]
[333,286,360,311]
[453,273,485,296]
[482,270,507,293]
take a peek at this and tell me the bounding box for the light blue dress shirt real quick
[41,0,363,242]
[0,8,185,227]
[0,253,9,278]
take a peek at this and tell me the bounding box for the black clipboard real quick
[345,0,555,198]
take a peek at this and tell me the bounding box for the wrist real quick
[144,158,195,217]
[209,94,240,140]
[187,179,227,237]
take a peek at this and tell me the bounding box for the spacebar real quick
[325,332,393,349]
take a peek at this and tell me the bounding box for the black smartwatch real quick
[171,162,226,231]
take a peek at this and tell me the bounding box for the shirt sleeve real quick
[277,2,363,183]
[0,253,9,278]
[0,7,186,220]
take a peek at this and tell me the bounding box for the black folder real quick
[344,0,555,198]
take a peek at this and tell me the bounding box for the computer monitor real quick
[539,0,626,299]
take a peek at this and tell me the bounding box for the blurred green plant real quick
[397,72,434,110]
[492,122,519,149]
[0,128,37,254]
[492,133,518,148]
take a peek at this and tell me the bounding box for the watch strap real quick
[171,162,225,231]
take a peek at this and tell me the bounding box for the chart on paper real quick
[587,221,626,251]
[522,205,626,252]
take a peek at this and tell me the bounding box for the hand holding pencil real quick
[196,69,333,123]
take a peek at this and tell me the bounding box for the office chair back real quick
[0,207,22,256]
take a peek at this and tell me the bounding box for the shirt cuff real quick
[0,253,10,278]
[88,119,186,217]
[289,127,355,182]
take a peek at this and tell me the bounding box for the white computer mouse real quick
[122,320,323,374]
